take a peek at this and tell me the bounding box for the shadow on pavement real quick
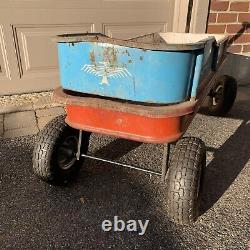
[93,138,142,160]
[200,87,250,215]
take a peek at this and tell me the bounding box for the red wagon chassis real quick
[56,92,194,144]
[66,104,186,144]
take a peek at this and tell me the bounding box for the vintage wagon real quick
[32,33,237,225]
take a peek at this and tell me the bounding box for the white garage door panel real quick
[0,0,175,95]
[0,27,10,81]
[14,24,94,79]
[0,0,169,10]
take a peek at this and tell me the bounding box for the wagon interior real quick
[56,32,227,51]
[129,32,226,46]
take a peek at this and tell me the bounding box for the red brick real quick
[208,13,217,23]
[207,24,226,34]
[226,24,245,33]
[210,1,229,11]
[217,13,238,23]
[230,1,249,11]
[245,25,250,33]
[238,13,250,22]
[233,34,250,43]
[227,45,242,53]
[242,44,250,52]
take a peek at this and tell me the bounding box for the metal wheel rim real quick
[56,135,78,170]
[212,84,223,106]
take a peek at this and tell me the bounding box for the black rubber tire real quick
[166,137,206,225]
[32,115,90,185]
[202,75,237,116]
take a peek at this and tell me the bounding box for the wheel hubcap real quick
[212,84,223,106]
[56,136,78,170]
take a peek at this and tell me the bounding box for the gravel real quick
[0,91,52,107]
[0,85,249,249]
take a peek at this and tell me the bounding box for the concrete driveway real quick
[0,85,249,249]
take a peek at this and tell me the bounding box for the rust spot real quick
[89,50,97,66]
[122,50,130,57]
[103,47,118,68]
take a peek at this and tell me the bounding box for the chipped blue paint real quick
[57,41,207,104]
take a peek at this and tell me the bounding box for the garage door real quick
[0,0,178,95]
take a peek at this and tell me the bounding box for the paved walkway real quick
[0,96,65,138]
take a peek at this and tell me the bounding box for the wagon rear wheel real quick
[166,137,206,225]
[32,115,90,185]
[202,75,237,116]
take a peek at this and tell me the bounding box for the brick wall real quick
[207,0,250,54]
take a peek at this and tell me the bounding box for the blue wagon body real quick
[56,33,225,104]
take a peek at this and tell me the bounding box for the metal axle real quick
[76,130,170,182]
[81,153,162,176]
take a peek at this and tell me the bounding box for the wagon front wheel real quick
[166,137,206,225]
[32,115,90,185]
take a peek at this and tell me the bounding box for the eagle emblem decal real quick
[81,61,132,85]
